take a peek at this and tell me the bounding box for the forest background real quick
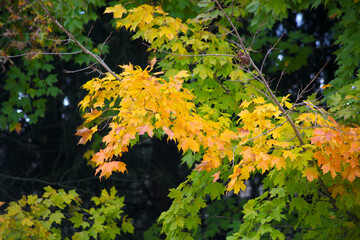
[0,0,360,239]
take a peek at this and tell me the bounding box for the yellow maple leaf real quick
[226,178,246,194]
[83,109,102,123]
[174,70,190,79]
[104,4,127,19]
[179,138,200,152]
[283,150,297,161]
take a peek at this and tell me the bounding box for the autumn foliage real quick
[2,0,360,239]
[73,1,360,238]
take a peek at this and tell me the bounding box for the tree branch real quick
[34,0,122,82]
[0,50,82,59]
[214,0,304,145]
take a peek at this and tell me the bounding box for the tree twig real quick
[34,0,122,82]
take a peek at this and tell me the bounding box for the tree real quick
[1,0,360,239]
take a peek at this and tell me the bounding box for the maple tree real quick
[72,0,360,238]
[1,0,360,239]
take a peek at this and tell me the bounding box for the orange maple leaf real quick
[195,160,212,172]
[342,166,360,182]
[311,129,325,144]
[321,162,337,178]
[137,124,154,137]
[95,161,127,179]
[14,123,22,134]
[75,126,97,145]
[91,148,109,166]
[271,156,286,170]
[238,128,249,138]
[163,126,175,140]
[303,167,319,182]
[179,138,200,152]
[241,147,256,162]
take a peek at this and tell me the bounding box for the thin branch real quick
[0,172,92,194]
[260,32,285,72]
[34,0,122,82]
[143,43,237,58]
[244,120,289,143]
[0,50,82,59]
[63,62,97,74]
[275,65,287,92]
[295,58,330,103]
[250,21,268,49]
[214,0,304,145]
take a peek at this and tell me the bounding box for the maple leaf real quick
[238,128,250,138]
[75,126,97,145]
[83,109,102,123]
[302,167,319,182]
[212,171,220,183]
[163,126,175,140]
[220,129,239,141]
[271,156,286,170]
[329,184,345,198]
[137,124,154,137]
[257,159,269,173]
[310,129,325,144]
[91,148,109,166]
[283,150,297,161]
[321,162,337,178]
[174,70,190,79]
[241,147,256,162]
[95,161,127,180]
[104,4,127,19]
[195,160,212,172]
[227,178,247,194]
[342,166,360,182]
[14,123,21,134]
[314,151,327,165]
[179,138,200,152]
[349,142,360,153]
[253,97,265,104]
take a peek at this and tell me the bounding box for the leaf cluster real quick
[0,186,133,239]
